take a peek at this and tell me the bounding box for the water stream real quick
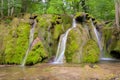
[53,18,76,64]
[91,19,117,61]
[91,20,103,53]
[21,23,36,66]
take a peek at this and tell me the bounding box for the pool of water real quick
[0,61,120,80]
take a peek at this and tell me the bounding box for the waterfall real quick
[21,20,36,66]
[91,20,103,56]
[92,24,102,52]
[53,18,76,64]
[42,0,46,3]
[21,27,35,66]
[91,20,118,61]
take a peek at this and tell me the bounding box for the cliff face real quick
[0,13,120,65]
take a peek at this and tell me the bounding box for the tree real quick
[47,0,65,14]
[21,0,28,13]
[115,0,120,27]
[0,0,4,17]
[87,0,115,20]
[81,0,88,12]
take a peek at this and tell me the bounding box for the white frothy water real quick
[42,0,46,3]
[21,26,35,66]
[100,58,117,61]
[53,18,76,64]
[91,20,102,52]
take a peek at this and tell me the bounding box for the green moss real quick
[4,23,30,64]
[74,12,84,19]
[65,28,81,63]
[102,28,113,57]
[53,24,63,40]
[82,40,100,63]
[37,16,49,29]
[26,42,48,65]
[112,40,120,53]
[103,28,112,44]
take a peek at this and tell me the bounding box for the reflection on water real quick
[0,62,120,80]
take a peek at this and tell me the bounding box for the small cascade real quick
[21,27,35,66]
[53,18,76,64]
[91,20,103,56]
[21,18,37,66]
[91,20,118,61]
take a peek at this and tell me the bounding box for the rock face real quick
[26,37,48,65]
[101,25,120,59]
[0,12,120,65]
[65,12,100,63]
[0,15,48,65]
[0,14,72,65]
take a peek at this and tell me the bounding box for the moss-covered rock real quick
[36,14,72,57]
[0,13,106,65]
[26,41,48,65]
[112,40,120,52]
[4,23,30,64]
[65,23,90,63]
[103,27,120,58]
[82,40,100,63]
[53,24,63,40]
[65,28,81,63]
[102,27,113,57]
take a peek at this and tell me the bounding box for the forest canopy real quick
[0,0,115,20]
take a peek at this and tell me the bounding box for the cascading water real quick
[21,27,35,66]
[91,19,117,61]
[21,20,36,66]
[53,18,76,64]
[91,20,103,53]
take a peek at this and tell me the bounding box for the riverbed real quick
[0,61,120,80]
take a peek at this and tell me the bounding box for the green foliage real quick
[112,40,120,53]
[87,0,115,20]
[46,0,64,14]
[82,40,100,63]
[26,42,48,65]
[0,0,115,21]
[37,15,50,29]
[5,18,12,24]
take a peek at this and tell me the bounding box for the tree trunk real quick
[7,0,10,16]
[1,0,4,17]
[10,0,14,16]
[115,0,120,27]
[21,0,28,13]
